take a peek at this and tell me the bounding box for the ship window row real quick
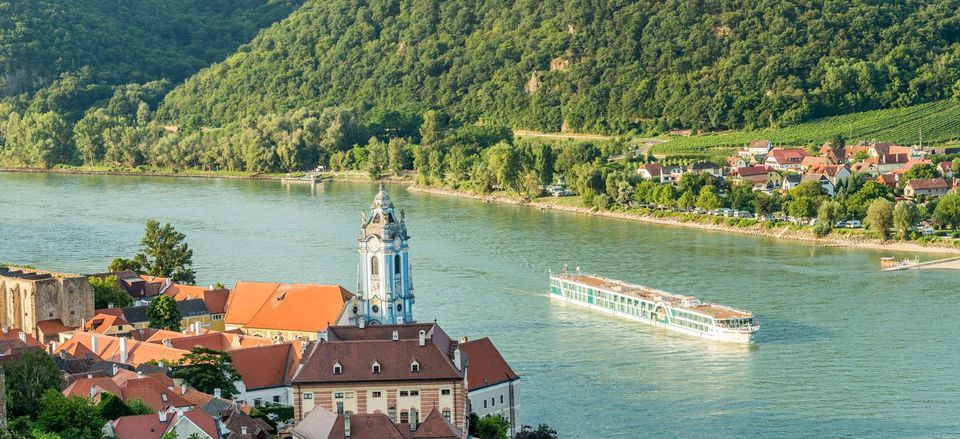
[674,310,713,324]
[673,318,709,332]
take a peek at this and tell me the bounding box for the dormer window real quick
[372,361,381,374]
[410,360,420,373]
[333,362,342,375]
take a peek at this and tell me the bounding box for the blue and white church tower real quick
[352,185,414,325]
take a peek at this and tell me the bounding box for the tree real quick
[865,198,894,239]
[893,201,921,239]
[148,295,182,331]
[932,193,960,229]
[127,399,154,416]
[695,185,721,211]
[172,347,242,399]
[472,415,509,439]
[656,184,676,208]
[514,424,559,439]
[754,192,780,217]
[90,275,133,309]
[613,180,635,208]
[97,392,134,421]
[901,163,940,182]
[108,257,143,274]
[387,138,409,176]
[365,137,388,179]
[817,200,844,227]
[1,349,64,418]
[132,220,196,284]
[34,390,105,439]
[419,110,443,146]
[787,196,819,221]
[846,181,892,219]
[676,190,696,211]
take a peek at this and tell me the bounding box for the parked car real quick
[734,210,753,218]
[846,220,862,228]
[835,221,847,228]
[720,208,734,217]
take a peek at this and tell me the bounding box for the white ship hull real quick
[550,293,753,343]
[549,272,758,344]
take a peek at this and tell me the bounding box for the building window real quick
[399,391,409,397]
[483,400,487,408]
[336,401,344,414]
[303,392,313,400]
[410,361,420,373]
[212,314,223,321]
[371,256,379,275]
[442,410,451,421]
[410,390,419,396]
[372,305,379,314]
[273,395,281,403]
[388,407,396,422]
[372,391,382,398]
[333,362,342,375]
[254,398,262,407]
[334,392,344,399]
[372,362,381,374]
[394,255,401,273]
[400,411,409,423]
[500,395,504,404]
[441,389,451,396]
[490,397,495,406]
[397,303,402,312]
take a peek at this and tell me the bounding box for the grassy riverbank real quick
[407,185,960,255]
[0,165,414,183]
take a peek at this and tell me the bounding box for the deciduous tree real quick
[148,295,182,331]
[866,198,894,239]
[172,347,242,399]
[132,220,196,285]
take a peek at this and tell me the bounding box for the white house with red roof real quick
[108,409,220,439]
[764,148,808,171]
[459,337,520,437]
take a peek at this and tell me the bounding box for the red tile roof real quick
[84,313,131,334]
[906,178,949,190]
[767,148,807,165]
[55,332,188,366]
[410,408,462,438]
[293,338,462,384]
[733,165,772,177]
[460,338,518,391]
[167,287,230,315]
[37,319,75,336]
[0,327,44,348]
[226,282,353,332]
[230,342,301,390]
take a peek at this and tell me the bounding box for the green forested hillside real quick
[0,0,303,98]
[160,0,960,134]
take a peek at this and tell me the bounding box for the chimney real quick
[111,364,119,376]
[214,388,221,399]
[181,384,187,394]
[18,332,26,343]
[158,411,167,423]
[119,337,128,363]
[91,335,99,353]
[418,330,426,347]
[241,426,248,435]
[1,326,7,335]
[162,338,172,348]
[137,371,144,378]
[89,385,98,398]
[108,303,114,309]
[59,351,66,360]
[453,348,462,371]
[344,412,351,438]
[459,336,468,344]
[158,361,165,368]
[392,330,399,342]
[358,319,365,329]
[208,285,214,291]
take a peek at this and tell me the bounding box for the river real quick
[1,172,958,438]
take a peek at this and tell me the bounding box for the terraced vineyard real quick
[652,100,960,157]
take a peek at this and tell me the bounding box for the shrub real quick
[813,223,832,237]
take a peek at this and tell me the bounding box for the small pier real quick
[281,172,324,185]
[882,255,960,272]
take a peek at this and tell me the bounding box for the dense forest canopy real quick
[159,0,960,134]
[0,0,303,98]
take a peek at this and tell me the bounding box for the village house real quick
[164,285,230,331]
[876,173,900,188]
[801,173,836,196]
[0,267,95,343]
[120,299,214,332]
[861,153,911,173]
[291,323,468,436]
[937,161,953,178]
[636,163,664,182]
[83,312,132,337]
[764,148,808,171]
[688,161,723,177]
[55,332,189,366]
[108,409,220,439]
[904,178,951,199]
[781,174,802,191]
[742,139,773,157]
[224,282,353,342]
[64,371,194,412]
[459,337,520,437]
[849,161,880,176]
[726,156,747,169]
[228,342,302,408]
[800,155,832,170]
[730,165,781,188]
[806,164,852,186]
[291,406,462,439]
[817,144,842,164]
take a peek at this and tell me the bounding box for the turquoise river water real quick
[1,173,958,438]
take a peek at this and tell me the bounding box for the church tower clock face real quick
[367,239,382,253]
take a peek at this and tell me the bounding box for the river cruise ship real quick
[549,268,759,343]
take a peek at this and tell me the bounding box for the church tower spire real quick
[354,185,414,325]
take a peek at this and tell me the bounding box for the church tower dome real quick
[353,184,414,325]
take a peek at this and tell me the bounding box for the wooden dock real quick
[882,256,960,272]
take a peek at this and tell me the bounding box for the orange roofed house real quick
[291,323,468,438]
[459,337,520,437]
[224,282,353,341]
